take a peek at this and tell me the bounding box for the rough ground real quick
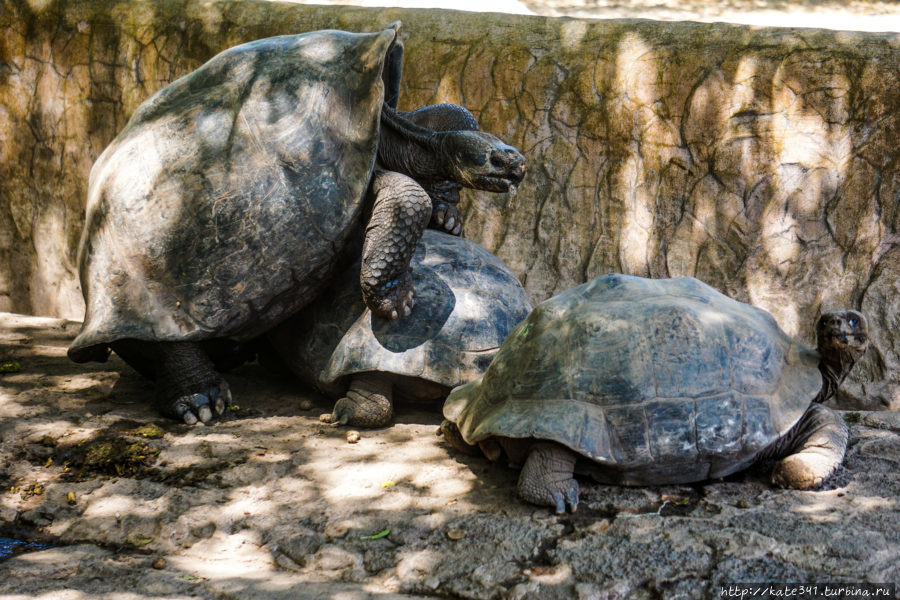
[0,312,898,599]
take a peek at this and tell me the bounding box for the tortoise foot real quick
[772,453,831,489]
[328,376,393,427]
[771,403,847,489]
[165,380,230,425]
[365,271,415,321]
[520,475,579,515]
[430,199,463,236]
[518,442,579,514]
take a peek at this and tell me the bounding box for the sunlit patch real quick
[560,20,588,50]
[617,156,654,273]
[395,548,441,582]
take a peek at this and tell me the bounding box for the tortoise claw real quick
[552,492,566,515]
[163,381,230,425]
[365,272,415,321]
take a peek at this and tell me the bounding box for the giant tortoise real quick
[267,229,533,427]
[442,274,868,512]
[67,24,525,424]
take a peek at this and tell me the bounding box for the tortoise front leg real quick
[518,442,580,514]
[360,169,431,320]
[327,374,393,428]
[771,403,848,489]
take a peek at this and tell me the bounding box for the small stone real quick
[424,576,441,590]
[346,431,360,443]
[66,491,76,505]
[319,413,333,423]
[324,522,349,540]
[152,557,166,569]
[298,399,313,411]
[586,519,610,534]
[446,528,465,540]
[736,500,750,509]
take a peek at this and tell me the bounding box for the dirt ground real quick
[0,312,898,599]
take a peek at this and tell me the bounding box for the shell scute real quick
[645,399,698,461]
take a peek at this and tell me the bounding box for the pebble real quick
[152,557,166,569]
[298,399,313,411]
[323,521,349,540]
[346,431,360,444]
[446,529,465,540]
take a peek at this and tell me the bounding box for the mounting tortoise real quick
[266,229,533,427]
[441,274,868,513]
[67,24,525,425]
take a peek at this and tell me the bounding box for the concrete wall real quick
[1,0,897,407]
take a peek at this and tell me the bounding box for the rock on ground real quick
[0,312,898,599]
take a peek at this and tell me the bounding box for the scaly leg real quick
[329,374,393,428]
[518,442,579,514]
[112,340,229,425]
[360,169,431,320]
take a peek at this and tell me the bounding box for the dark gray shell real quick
[443,274,823,484]
[267,229,533,398]
[69,27,397,362]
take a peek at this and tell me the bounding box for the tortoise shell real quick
[268,229,533,399]
[69,26,397,363]
[443,274,823,484]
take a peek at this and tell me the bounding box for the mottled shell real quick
[268,230,533,398]
[443,274,823,484]
[69,27,397,362]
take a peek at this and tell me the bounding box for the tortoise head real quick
[437,130,526,193]
[816,310,868,364]
[814,310,868,402]
[379,104,526,193]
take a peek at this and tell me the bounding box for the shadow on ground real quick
[0,312,898,599]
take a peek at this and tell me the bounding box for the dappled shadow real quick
[2,315,898,597]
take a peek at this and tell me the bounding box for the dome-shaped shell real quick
[69,27,397,363]
[269,229,533,397]
[443,274,823,482]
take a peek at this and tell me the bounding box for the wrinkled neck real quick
[378,105,448,179]
[814,346,859,404]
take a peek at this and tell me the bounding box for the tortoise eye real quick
[848,316,858,327]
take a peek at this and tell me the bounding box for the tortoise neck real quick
[813,344,860,404]
[378,105,448,179]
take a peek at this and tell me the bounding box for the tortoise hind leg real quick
[771,403,848,489]
[328,374,393,428]
[518,442,579,514]
[111,340,229,425]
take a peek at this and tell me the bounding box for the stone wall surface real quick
[1,0,898,408]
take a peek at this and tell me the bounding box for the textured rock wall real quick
[1,0,898,407]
